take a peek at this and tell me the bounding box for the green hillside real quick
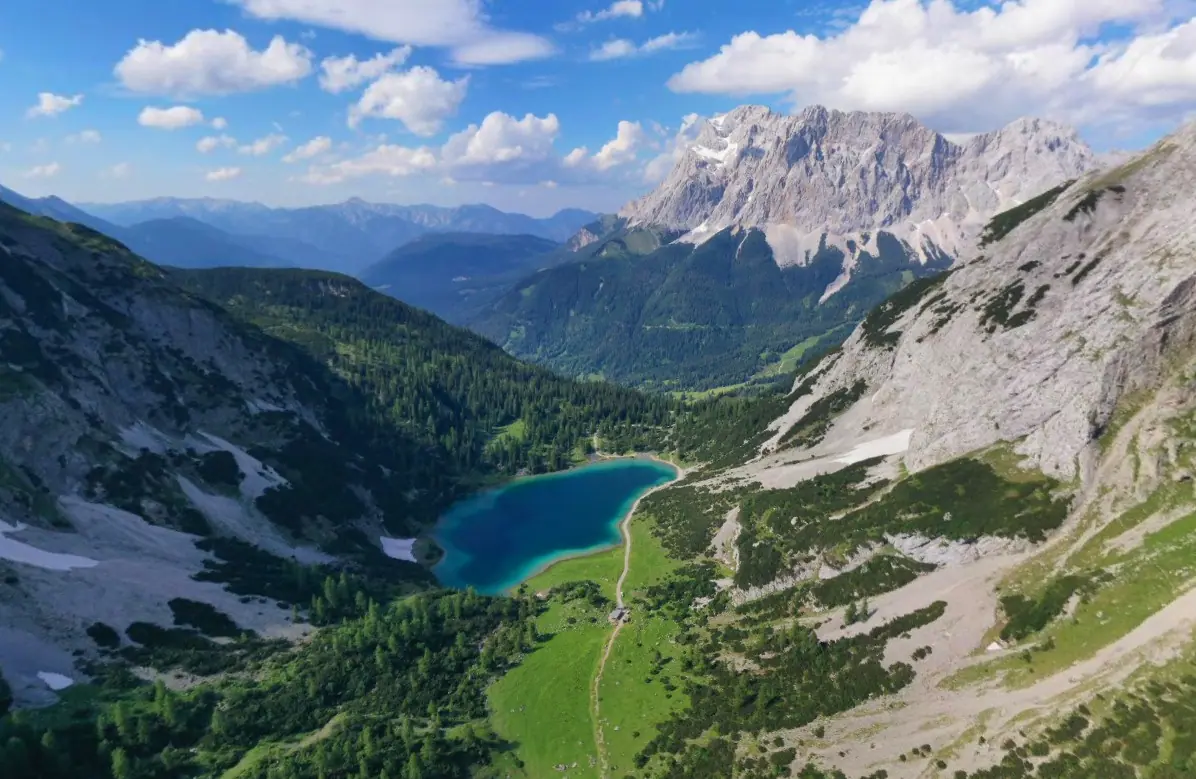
[469,226,950,390]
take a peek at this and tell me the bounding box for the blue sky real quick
[2,0,1195,216]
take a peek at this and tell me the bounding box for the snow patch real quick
[37,671,74,690]
[246,398,286,414]
[0,520,99,571]
[692,140,739,166]
[834,430,914,465]
[380,537,417,563]
[193,432,287,500]
[118,422,170,455]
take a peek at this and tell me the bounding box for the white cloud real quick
[27,93,83,118]
[139,106,205,130]
[67,129,102,144]
[115,29,312,97]
[299,144,437,184]
[105,162,132,179]
[578,1,644,24]
[643,112,702,183]
[592,121,646,169]
[319,47,412,93]
[300,112,648,186]
[197,134,237,152]
[227,0,554,65]
[349,67,469,136]
[211,117,229,130]
[563,120,647,171]
[442,112,561,168]
[282,136,332,163]
[667,0,1196,133]
[238,133,288,156]
[23,162,61,178]
[205,167,243,182]
[591,31,699,60]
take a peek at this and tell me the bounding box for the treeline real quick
[0,589,540,779]
[173,267,674,532]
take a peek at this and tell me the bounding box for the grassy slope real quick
[486,513,693,777]
[487,551,623,777]
[598,515,692,772]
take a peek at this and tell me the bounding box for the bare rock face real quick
[770,122,1196,484]
[621,105,1096,268]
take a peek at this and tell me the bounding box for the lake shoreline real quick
[514,457,684,595]
[431,456,683,595]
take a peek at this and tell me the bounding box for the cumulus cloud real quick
[104,162,132,179]
[591,31,699,60]
[238,133,288,156]
[227,0,554,65]
[23,162,62,178]
[299,113,648,185]
[591,121,646,169]
[139,106,206,130]
[642,112,702,183]
[298,145,437,184]
[320,47,412,93]
[667,0,1196,133]
[211,117,229,130]
[27,93,83,118]
[197,134,237,153]
[578,1,644,24]
[205,167,243,182]
[282,136,332,163]
[67,129,102,144]
[115,29,312,97]
[441,112,562,175]
[349,67,469,136]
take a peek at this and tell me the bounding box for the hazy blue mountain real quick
[82,197,599,274]
[120,217,293,269]
[359,232,560,322]
[0,184,128,239]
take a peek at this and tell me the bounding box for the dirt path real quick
[592,621,624,778]
[590,472,682,778]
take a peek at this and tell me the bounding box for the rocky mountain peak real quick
[759,120,1196,486]
[621,105,1097,270]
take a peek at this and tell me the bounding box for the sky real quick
[2,0,1196,217]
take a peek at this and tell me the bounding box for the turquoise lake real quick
[433,459,678,595]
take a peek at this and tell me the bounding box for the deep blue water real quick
[433,459,678,595]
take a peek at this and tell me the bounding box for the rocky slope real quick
[763,123,1195,484]
[650,119,1196,778]
[622,105,1096,269]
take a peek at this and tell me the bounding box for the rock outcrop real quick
[622,105,1096,269]
[768,122,1196,484]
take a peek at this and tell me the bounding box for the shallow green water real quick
[433,459,677,594]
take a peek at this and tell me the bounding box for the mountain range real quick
[82,197,597,274]
[358,232,563,323]
[3,108,1196,779]
[467,106,1096,389]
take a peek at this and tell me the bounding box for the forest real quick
[469,226,950,390]
[173,267,675,534]
[0,588,542,779]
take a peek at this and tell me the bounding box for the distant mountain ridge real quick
[360,232,561,323]
[83,197,598,275]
